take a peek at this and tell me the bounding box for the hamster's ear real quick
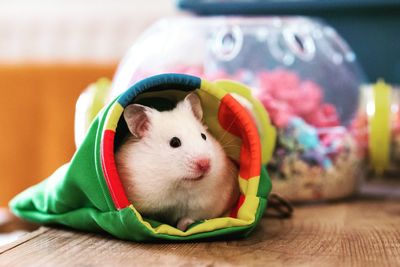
[183,93,203,121]
[123,104,152,139]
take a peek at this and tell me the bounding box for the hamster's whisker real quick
[217,118,237,144]
[220,138,238,146]
[222,145,241,149]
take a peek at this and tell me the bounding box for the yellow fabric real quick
[239,176,260,197]
[104,103,124,131]
[236,195,259,222]
[369,80,391,174]
[89,78,112,124]
[129,202,258,237]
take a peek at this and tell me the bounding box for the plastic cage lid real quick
[177,0,400,15]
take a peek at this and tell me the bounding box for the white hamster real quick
[115,93,239,231]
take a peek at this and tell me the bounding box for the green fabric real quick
[10,74,272,242]
[10,108,270,241]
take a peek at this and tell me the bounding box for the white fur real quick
[115,96,239,230]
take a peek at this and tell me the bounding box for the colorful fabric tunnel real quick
[10,73,272,242]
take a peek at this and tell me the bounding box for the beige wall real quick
[0,0,181,63]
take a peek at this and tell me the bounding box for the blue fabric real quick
[117,73,202,107]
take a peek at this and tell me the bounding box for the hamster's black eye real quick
[201,133,207,140]
[169,137,181,148]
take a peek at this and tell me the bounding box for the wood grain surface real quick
[0,198,399,267]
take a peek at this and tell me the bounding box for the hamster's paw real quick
[177,217,195,231]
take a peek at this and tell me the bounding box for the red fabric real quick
[218,94,261,180]
[101,130,130,210]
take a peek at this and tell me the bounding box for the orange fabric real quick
[218,94,261,180]
[0,63,116,206]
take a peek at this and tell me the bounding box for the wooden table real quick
[0,198,399,267]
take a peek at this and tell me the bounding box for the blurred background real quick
[0,0,178,206]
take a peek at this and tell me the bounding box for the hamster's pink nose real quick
[195,158,210,173]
